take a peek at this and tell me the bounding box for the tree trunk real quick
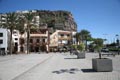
[10,28,13,55]
[47,30,50,53]
[85,40,87,51]
[99,50,102,59]
[27,26,30,54]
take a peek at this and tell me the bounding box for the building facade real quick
[12,30,20,53]
[0,28,26,54]
[29,24,49,53]
[19,31,27,53]
[50,30,72,52]
[0,28,8,54]
[0,14,7,26]
[0,10,77,54]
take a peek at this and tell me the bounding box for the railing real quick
[30,34,48,37]
[58,37,71,40]
[29,42,48,46]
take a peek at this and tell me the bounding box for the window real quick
[20,38,24,44]
[15,43,18,46]
[61,34,64,36]
[30,39,33,43]
[36,39,39,43]
[0,33,3,37]
[0,40,3,44]
[13,31,17,34]
[42,39,45,43]
[67,34,70,37]
[15,38,18,40]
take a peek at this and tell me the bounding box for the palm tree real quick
[24,12,34,54]
[93,38,103,59]
[75,32,81,45]
[6,12,18,55]
[79,29,91,51]
[16,16,27,53]
[16,16,25,33]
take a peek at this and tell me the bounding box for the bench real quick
[101,52,115,57]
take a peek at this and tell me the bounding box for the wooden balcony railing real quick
[58,37,71,40]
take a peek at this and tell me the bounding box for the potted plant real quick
[92,38,113,72]
[70,45,77,55]
[76,43,85,59]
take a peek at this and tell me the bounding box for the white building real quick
[12,30,20,52]
[72,31,77,45]
[0,28,22,54]
[0,14,7,27]
[0,28,9,54]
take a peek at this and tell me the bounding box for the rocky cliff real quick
[33,10,77,32]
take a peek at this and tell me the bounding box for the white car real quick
[101,48,109,52]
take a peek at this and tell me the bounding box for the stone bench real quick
[101,52,115,57]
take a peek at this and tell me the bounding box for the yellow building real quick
[49,30,72,52]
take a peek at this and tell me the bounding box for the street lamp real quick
[115,34,120,55]
[115,34,119,46]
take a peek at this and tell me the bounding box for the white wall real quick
[12,30,20,52]
[0,28,8,51]
[72,31,77,44]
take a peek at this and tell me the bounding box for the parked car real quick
[89,48,94,52]
[101,48,109,52]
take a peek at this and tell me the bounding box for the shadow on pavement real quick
[52,68,80,74]
[81,69,96,73]
[64,58,78,59]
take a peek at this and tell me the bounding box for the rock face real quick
[37,10,77,32]
[0,10,77,33]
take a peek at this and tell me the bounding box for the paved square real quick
[0,52,120,80]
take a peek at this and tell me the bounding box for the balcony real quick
[58,43,64,46]
[58,36,71,40]
[30,34,48,38]
[29,42,48,46]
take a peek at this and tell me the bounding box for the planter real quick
[72,50,78,55]
[92,58,113,72]
[77,52,85,59]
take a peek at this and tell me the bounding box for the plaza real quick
[0,52,120,80]
[0,0,120,80]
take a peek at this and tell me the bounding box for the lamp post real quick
[115,34,119,46]
[115,34,120,55]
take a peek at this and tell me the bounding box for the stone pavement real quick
[0,53,53,80]
[0,52,120,80]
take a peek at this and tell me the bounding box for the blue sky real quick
[0,0,120,43]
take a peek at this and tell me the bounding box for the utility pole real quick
[115,34,120,55]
